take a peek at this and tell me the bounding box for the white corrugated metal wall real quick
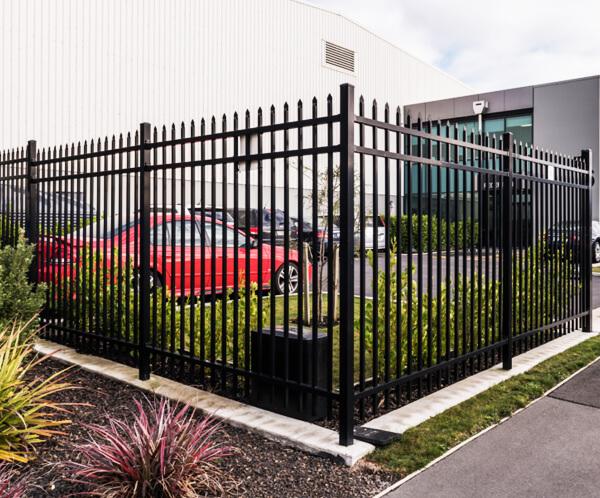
[1,0,470,148]
[1,0,471,218]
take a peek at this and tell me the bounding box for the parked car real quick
[0,186,96,228]
[150,204,234,224]
[355,215,387,251]
[290,217,341,259]
[547,220,600,263]
[230,208,286,244]
[37,214,303,296]
[189,206,234,224]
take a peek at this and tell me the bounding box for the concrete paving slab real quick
[550,359,600,408]
[364,331,595,434]
[387,397,600,498]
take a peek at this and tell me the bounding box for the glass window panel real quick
[411,135,419,156]
[151,222,169,246]
[506,115,533,145]
[506,115,532,128]
[206,223,242,247]
[464,121,478,135]
[483,118,504,135]
[170,220,201,246]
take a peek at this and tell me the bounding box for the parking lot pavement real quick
[345,253,600,302]
[385,359,600,498]
[352,252,496,297]
[593,275,600,308]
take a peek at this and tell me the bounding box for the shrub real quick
[69,398,234,498]
[361,248,498,380]
[58,247,134,337]
[0,234,46,333]
[362,239,576,380]
[387,214,479,252]
[61,248,266,369]
[0,320,71,463]
[0,463,28,498]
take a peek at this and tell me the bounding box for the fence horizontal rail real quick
[145,114,341,148]
[32,144,140,166]
[353,339,507,402]
[149,145,342,171]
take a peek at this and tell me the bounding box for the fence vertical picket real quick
[25,140,39,283]
[501,132,514,370]
[138,122,152,381]
[339,83,355,446]
[581,149,593,331]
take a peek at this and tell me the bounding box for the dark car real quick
[290,217,341,259]
[0,186,96,228]
[229,208,286,244]
[547,220,600,263]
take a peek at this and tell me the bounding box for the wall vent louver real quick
[324,41,355,73]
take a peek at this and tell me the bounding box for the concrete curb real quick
[33,340,374,466]
[363,330,596,434]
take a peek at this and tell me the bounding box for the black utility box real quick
[250,327,329,422]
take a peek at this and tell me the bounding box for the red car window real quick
[166,220,201,246]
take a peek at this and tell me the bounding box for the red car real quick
[38,214,302,297]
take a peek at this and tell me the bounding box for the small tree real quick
[306,163,362,324]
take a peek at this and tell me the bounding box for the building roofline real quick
[406,74,600,108]
[290,0,473,93]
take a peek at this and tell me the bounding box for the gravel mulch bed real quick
[11,357,398,497]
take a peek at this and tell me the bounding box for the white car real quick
[356,224,386,251]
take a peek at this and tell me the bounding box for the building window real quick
[505,115,533,144]
[402,114,530,220]
[482,114,533,144]
[483,118,504,136]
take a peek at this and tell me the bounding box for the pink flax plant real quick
[68,398,235,497]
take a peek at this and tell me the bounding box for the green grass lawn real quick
[367,334,600,477]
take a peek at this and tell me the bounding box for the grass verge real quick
[367,334,600,477]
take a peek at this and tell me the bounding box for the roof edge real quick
[290,0,473,93]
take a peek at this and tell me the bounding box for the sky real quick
[308,0,599,93]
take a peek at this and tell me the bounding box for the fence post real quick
[501,132,513,370]
[25,140,39,283]
[138,123,152,381]
[339,83,355,446]
[581,149,593,331]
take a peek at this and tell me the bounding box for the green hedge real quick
[387,215,479,252]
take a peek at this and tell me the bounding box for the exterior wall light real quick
[472,100,488,133]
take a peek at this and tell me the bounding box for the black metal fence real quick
[0,84,592,446]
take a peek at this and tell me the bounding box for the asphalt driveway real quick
[385,357,600,498]
[348,254,600,307]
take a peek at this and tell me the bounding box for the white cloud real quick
[307,0,600,91]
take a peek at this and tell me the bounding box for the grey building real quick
[404,75,600,221]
